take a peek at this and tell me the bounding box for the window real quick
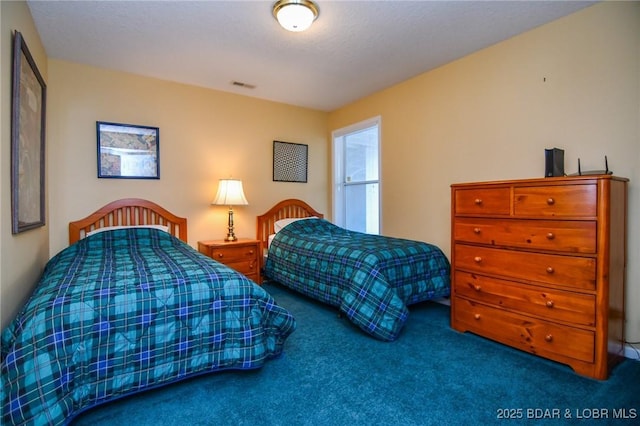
[332,117,381,234]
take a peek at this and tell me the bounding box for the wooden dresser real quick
[450,175,627,380]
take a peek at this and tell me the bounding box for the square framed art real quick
[273,140,308,183]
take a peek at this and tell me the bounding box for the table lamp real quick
[212,179,248,241]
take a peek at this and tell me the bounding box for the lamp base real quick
[224,207,237,242]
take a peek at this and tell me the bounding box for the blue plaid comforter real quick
[264,219,450,341]
[1,228,296,425]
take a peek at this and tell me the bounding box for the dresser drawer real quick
[453,218,596,254]
[453,298,595,363]
[454,271,596,326]
[454,188,510,215]
[454,244,596,290]
[514,184,597,217]
[210,245,258,262]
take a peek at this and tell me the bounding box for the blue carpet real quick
[73,282,640,425]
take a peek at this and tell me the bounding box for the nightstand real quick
[198,239,261,284]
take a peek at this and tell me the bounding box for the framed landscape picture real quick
[97,121,160,179]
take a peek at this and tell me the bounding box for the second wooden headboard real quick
[256,198,324,273]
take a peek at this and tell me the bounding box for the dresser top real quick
[451,174,628,188]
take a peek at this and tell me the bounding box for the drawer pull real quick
[546,198,555,205]
[473,227,481,234]
[474,314,481,320]
[474,285,482,292]
[217,254,224,258]
[544,334,553,342]
[248,250,255,255]
[546,232,555,240]
[474,256,482,263]
[546,266,554,274]
[474,198,483,205]
[546,300,554,308]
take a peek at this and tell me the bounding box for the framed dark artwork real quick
[273,140,308,183]
[11,31,47,234]
[97,121,160,179]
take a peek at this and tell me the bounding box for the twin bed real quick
[1,197,450,425]
[257,199,451,342]
[1,199,295,426]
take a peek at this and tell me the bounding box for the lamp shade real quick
[212,179,249,206]
[273,0,319,32]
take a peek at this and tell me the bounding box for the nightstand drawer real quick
[210,245,257,262]
[223,259,258,276]
[198,239,261,284]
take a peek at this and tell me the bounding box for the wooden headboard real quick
[69,198,188,245]
[256,198,323,272]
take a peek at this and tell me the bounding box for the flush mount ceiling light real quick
[273,0,319,32]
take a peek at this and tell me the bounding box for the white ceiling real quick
[26,0,596,112]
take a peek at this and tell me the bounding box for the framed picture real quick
[11,31,47,234]
[97,121,160,179]
[273,140,308,183]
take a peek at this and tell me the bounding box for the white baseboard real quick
[624,344,640,360]
[434,297,450,306]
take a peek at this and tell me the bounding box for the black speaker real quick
[545,148,564,177]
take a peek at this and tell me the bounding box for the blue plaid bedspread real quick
[264,219,450,341]
[1,228,296,425]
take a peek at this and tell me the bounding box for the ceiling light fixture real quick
[272,0,319,32]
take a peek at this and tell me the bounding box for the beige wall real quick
[329,2,640,349]
[47,60,329,255]
[1,1,49,329]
